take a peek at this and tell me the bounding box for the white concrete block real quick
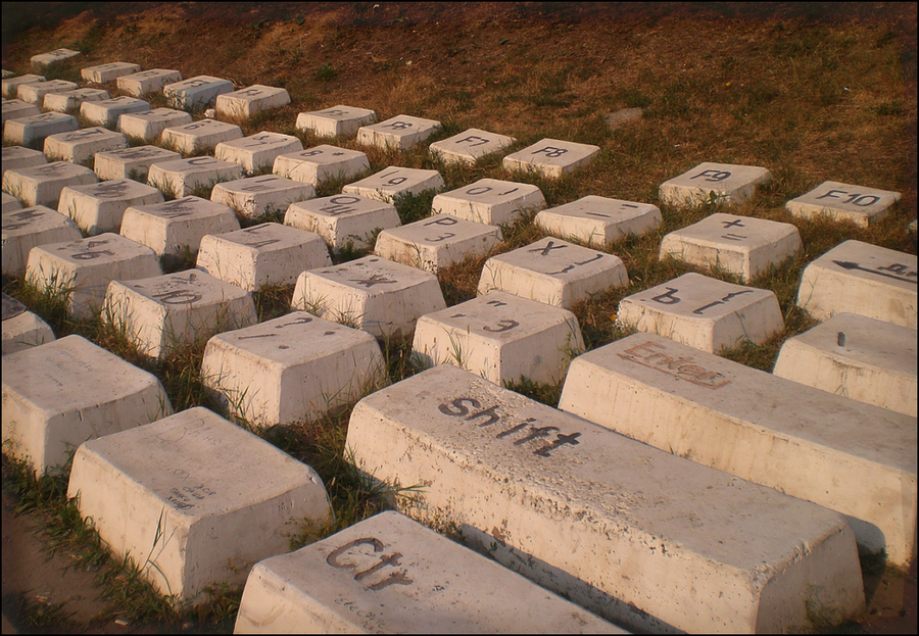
[0,70,14,79]
[432,178,545,226]
[58,179,163,235]
[201,311,386,427]
[102,270,257,358]
[374,214,502,274]
[117,107,192,142]
[272,145,369,187]
[1,98,40,124]
[80,62,140,84]
[215,84,290,120]
[559,333,918,567]
[356,114,442,150]
[478,238,628,309]
[147,156,242,198]
[116,68,182,97]
[26,233,161,319]
[2,334,170,474]
[659,213,802,282]
[163,75,234,110]
[2,205,81,277]
[797,240,917,328]
[502,138,600,179]
[659,162,772,208]
[3,112,78,147]
[120,195,240,257]
[786,181,902,228]
[295,105,377,138]
[346,365,866,633]
[42,88,109,113]
[197,223,331,291]
[285,194,400,252]
[210,174,313,219]
[429,127,516,166]
[80,96,150,129]
[617,272,784,353]
[235,511,623,635]
[93,145,180,182]
[30,48,80,68]
[2,161,95,207]
[214,132,302,174]
[160,118,243,154]
[292,255,446,338]
[67,406,330,600]
[1,74,45,99]
[774,313,917,417]
[535,196,662,248]
[1,146,46,178]
[43,127,128,165]
[1,293,54,355]
[1,192,21,213]
[16,80,78,105]
[342,166,444,204]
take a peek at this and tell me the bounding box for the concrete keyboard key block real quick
[413,291,584,385]
[346,364,866,633]
[117,107,192,142]
[356,114,442,151]
[30,48,80,68]
[16,79,78,105]
[215,132,302,174]
[285,194,400,252]
[210,174,314,219]
[1,192,21,213]
[215,84,290,120]
[80,96,150,129]
[296,105,377,138]
[3,112,78,147]
[43,87,109,113]
[292,255,446,338]
[659,212,802,282]
[2,205,82,277]
[429,127,516,166]
[147,156,242,198]
[120,195,240,257]
[2,334,171,474]
[478,238,628,309]
[1,293,55,355]
[26,233,160,319]
[1,146,46,178]
[617,272,784,353]
[786,181,901,227]
[234,511,624,634]
[273,145,369,187]
[80,62,140,84]
[2,161,96,207]
[201,311,386,427]
[0,70,15,79]
[374,214,502,274]
[432,178,545,226]
[774,313,918,417]
[59,179,163,235]
[342,166,444,204]
[116,68,182,96]
[559,333,917,567]
[94,145,180,182]
[502,138,600,179]
[535,196,662,248]
[160,118,243,155]
[2,98,40,124]
[67,406,331,600]
[43,127,128,165]
[797,240,917,328]
[659,162,772,208]
[2,74,45,99]
[163,75,234,110]
[102,270,257,358]
[197,223,331,291]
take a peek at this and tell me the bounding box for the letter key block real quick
[117,107,192,142]
[273,145,369,187]
[3,112,78,147]
[43,127,128,165]
[80,96,150,129]
[3,161,96,207]
[58,179,163,235]
[215,132,302,174]
[285,194,400,252]
[160,118,243,155]
[94,145,181,182]
[356,114,442,151]
[119,195,240,257]
[215,84,290,120]
[147,156,242,198]
[116,68,182,97]
[342,166,444,204]
[42,88,109,113]
[296,105,377,138]
[374,214,502,274]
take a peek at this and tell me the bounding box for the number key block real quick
[273,145,370,187]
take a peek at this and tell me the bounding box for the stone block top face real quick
[17,79,79,104]
[502,138,601,176]
[2,205,80,238]
[126,194,234,222]
[2,192,22,213]
[2,75,45,98]
[295,105,378,138]
[215,84,290,117]
[60,178,161,205]
[203,222,325,254]
[80,62,141,83]
[659,161,772,205]
[33,232,156,269]
[161,118,243,144]
[211,174,313,198]
[279,144,367,168]
[116,68,182,95]
[119,269,251,307]
[357,114,442,146]
[163,75,234,109]
[80,96,150,127]
[4,111,78,137]
[431,178,546,225]
[118,107,192,132]
[806,240,917,293]
[44,126,127,153]
[306,255,441,295]
[42,88,110,112]
[215,131,301,155]
[663,212,800,252]
[483,236,625,283]
[30,49,80,67]
[5,160,95,187]
[148,155,241,177]
[620,272,779,320]
[342,166,444,203]
[1,145,46,167]
[287,193,395,221]
[378,213,502,248]
[1,98,40,123]
[429,127,516,164]
[218,84,288,102]
[1,293,28,321]
[786,180,902,226]
[535,196,662,232]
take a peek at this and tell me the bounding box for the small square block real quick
[42,88,109,113]
[215,84,290,120]
[273,145,369,187]
[102,269,257,358]
[2,205,82,277]
[16,79,78,105]
[160,118,243,154]
[431,178,545,226]
[43,127,128,165]
[412,290,585,385]
[659,162,772,208]
[429,127,516,166]
[659,213,802,282]
[58,179,163,234]
[502,138,600,178]
[2,98,40,124]
[356,114,442,150]
[163,75,234,110]
[617,272,784,353]
[67,407,330,600]
[26,233,161,319]
[30,48,80,68]
[1,74,45,99]
[93,145,181,182]
[197,222,331,291]
[342,166,444,204]
[120,195,240,256]
[797,240,917,328]
[1,146,46,178]
[116,68,182,96]
[786,181,902,228]
[1,192,21,213]
[2,161,96,207]
[210,174,313,219]
[3,112,78,147]
[2,334,171,473]
[117,107,192,142]
[374,214,502,273]
[201,311,386,427]
[535,195,662,248]
[285,194,400,252]
[80,96,150,128]
[2,293,55,355]
[80,62,140,84]
[214,131,302,174]
[478,237,628,309]
[296,105,377,138]
[292,255,446,338]
[147,156,242,198]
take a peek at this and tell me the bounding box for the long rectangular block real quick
[2,205,82,277]
[117,107,192,142]
[235,511,623,634]
[429,127,515,166]
[43,127,128,165]
[214,132,302,174]
[342,166,444,204]
[374,214,502,273]
[160,118,243,154]
[214,84,290,120]
[16,79,78,105]
[1,293,55,355]
[116,68,182,96]
[1,146,46,178]
[295,105,377,138]
[534,196,662,248]
[347,365,865,633]
[285,194,400,252]
[58,179,163,235]
[272,145,369,187]
[210,174,313,219]
[2,74,45,99]
[2,161,96,207]
[356,114,441,150]
[147,156,242,198]
[559,333,917,567]
[502,138,599,178]
[431,178,545,226]
[786,181,901,227]
[80,96,150,128]
[93,145,181,182]
[42,88,109,113]
[163,75,234,110]
[120,195,240,256]
[30,49,80,68]
[80,62,140,84]
[659,162,772,208]
[2,98,40,124]
[3,112,78,147]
